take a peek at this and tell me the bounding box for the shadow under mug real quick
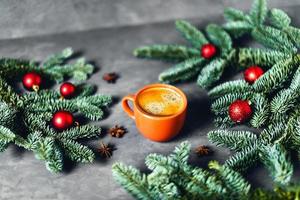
[122,83,187,142]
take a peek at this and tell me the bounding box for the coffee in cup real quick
[137,88,183,116]
[122,83,187,142]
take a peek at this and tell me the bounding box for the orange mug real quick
[122,83,187,142]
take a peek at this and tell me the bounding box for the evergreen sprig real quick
[0,48,112,173]
[113,141,300,200]
[113,141,251,200]
[134,8,298,91]
[0,48,94,83]
[134,20,238,89]
[208,0,300,188]
[223,0,300,53]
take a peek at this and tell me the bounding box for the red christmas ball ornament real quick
[60,82,76,98]
[22,72,42,91]
[229,100,252,123]
[244,66,264,84]
[201,43,217,59]
[52,110,74,130]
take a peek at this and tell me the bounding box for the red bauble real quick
[244,66,264,84]
[229,100,252,123]
[22,72,42,91]
[52,111,74,130]
[201,43,217,59]
[60,82,76,98]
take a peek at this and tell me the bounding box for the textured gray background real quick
[1,0,300,40]
[0,1,300,200]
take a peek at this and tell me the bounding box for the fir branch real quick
[205,24,232,55]
[250,94,269,128]
[209,161,251,199]
[112,163,156,200]
[76,99,106,120]
[211,92,254,114]
[33,137,55,161]
[59,139,95,163]
[253,56,298,92]
[24,93,111,121]
[25,131,43,150]
[284,26,300,48]
[223,7,253,38]
[0,49,94,83]
[292,123,300,151]
[0,125,16,144]
[259,144,293,185]
[0,141,9,152]
[145,154,178,172]
[269,8,291,29]
[0,78,19,106]
[175,20,208,48]
[0,58,32,77]
[224,8,248,22]
[44,58,94,83]
[112,142,254,200]
[213,115,234,128]
[208,80,251,98]
[0,48,110,173]
[45,143,63,173]
[134,19,239,88]
[159,57,205,83]
[79,94,112,107]
[171,141,190,165]
[43,47,73,68]
[152,180,181,200]
[19,90,60,105]
[208,130,257,151]
[283,108,300,145]
[33,137,64,173]
[197,58,228,88]
[270,89,298,116]
[223,21,253,38]
[237,48,288,68]
[57,125,101,140]
[182,167,225,199]
[0,101,18,129]
[225,145,259,172]
[24,112,54,135]
[76,84,96,97]
[133,45,199,61]
[290,67,300,90]
[259,124,285,144]
[249,0,268,26]
[252,26,297,53]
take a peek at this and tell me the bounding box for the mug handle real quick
[122,94,135,119]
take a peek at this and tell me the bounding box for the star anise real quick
[103,72,119,83]
[109,125,126,138]
[98,142,112,158]
[195,145,212,156]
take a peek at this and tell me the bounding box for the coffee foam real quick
[144,102,165,115]
[138,88,183,116]
[161,92,182,106]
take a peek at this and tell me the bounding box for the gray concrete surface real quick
[0,1,300,200]
[0,0,300,40]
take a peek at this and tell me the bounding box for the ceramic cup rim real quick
[134,83,187,119]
